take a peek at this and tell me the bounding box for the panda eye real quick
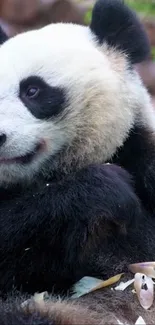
[20,76,66,120]
[26,86,40,99]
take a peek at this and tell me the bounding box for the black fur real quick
[0,308,50,325]
[1,283,155,325]
[0,27,8,45]
[0,299,51,325]
[112,126,155,213]
[0,1,155,323]
[90,0,150,64]
[0,164,142,295]
[20,76,66,119]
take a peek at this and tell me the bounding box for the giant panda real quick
[0,0,155,323]
[0,25,8,44]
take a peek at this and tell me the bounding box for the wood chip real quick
[115,279,134,291]
[135,316,146,325]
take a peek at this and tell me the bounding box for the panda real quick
[0,0,155,323]
[0,25,8,44]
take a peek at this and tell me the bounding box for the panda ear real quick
[90,0,150,64]
[0,26,8,45]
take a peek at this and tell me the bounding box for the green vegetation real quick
[151,47,155,60]
[83,0,155,60]
[84,6,93,25]
[126,1,155,61]
[126,1,155,16]
[84,0,155,24]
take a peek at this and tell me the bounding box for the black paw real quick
[75,163,143,227]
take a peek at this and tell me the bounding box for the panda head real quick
[0,0,153,185]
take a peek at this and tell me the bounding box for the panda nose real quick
[0,133,6,147]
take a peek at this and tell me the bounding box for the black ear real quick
[0,26,8,45]
[90,0,150,64]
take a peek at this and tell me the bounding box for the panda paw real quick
[75,163,143,227]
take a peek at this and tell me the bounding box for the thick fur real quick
[0,164,144,295]
[0,0,155,324]
[112,125,155,213]
[0,26,8,45]
[90,0,150,63]
[2,284,155,325]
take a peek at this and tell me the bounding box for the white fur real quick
[0,23,154,184]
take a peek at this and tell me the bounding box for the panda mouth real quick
[0,142,45,165]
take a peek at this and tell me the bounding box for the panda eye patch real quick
[20,76,66,120]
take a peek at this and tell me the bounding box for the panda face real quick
[0,20,152,185]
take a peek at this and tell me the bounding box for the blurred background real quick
[0,0,155,105]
